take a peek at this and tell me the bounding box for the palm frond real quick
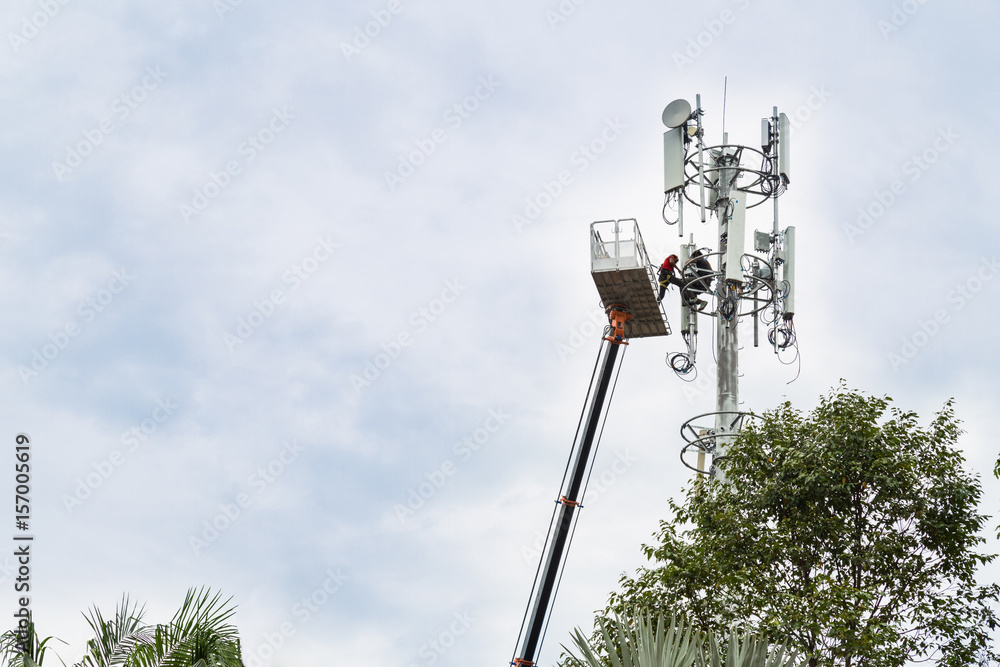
[125,588,243,667]
[703,627,802,667]
[566,612,805,667]
[74,595,148,667]
[565,611,703,667]
[0,619,68,667]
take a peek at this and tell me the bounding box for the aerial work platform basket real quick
[590,219,671,338]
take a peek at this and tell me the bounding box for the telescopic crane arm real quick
[510,306,631,667]
[509,219,669,667]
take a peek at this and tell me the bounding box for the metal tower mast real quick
[662,96,799,477]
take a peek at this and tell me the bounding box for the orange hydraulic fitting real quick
[603,304,632,345]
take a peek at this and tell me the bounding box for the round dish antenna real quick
[662,98,692,128]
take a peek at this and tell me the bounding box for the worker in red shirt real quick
[658,254,708,310]
[657,254,684,301]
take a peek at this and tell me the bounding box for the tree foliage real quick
[600,386,998,667]
[563,611,804,667]
[563,611,703,667]
[0,588,244,667]
[0,619,64,667]
[118,588,243,667]
[995,452,1000,540]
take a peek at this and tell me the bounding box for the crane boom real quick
[510,307,630,667]
[509,219,670,667]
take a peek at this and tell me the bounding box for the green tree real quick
[995,452,999,540]
[0,618,64,667]
[598,386,998,667]
[75,595,148,667]
[0,588,244,667]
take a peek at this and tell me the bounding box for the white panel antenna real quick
[782,226,795,317]
[724,193,747,282]
[663,127,685,193]
[778,112,790,184]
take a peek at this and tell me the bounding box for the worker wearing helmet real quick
[657,254,684,301]
[658,253,708,311]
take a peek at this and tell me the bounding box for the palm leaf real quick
[700,627,802,667]
[564,611,703,667]
[124,588,243,667]
[74,595,148,667]
[565,612,804,667]
[0,618,68,667]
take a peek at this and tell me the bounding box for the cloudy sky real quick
[1,0,998,665]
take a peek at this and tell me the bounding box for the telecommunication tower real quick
[661,94,799,477]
